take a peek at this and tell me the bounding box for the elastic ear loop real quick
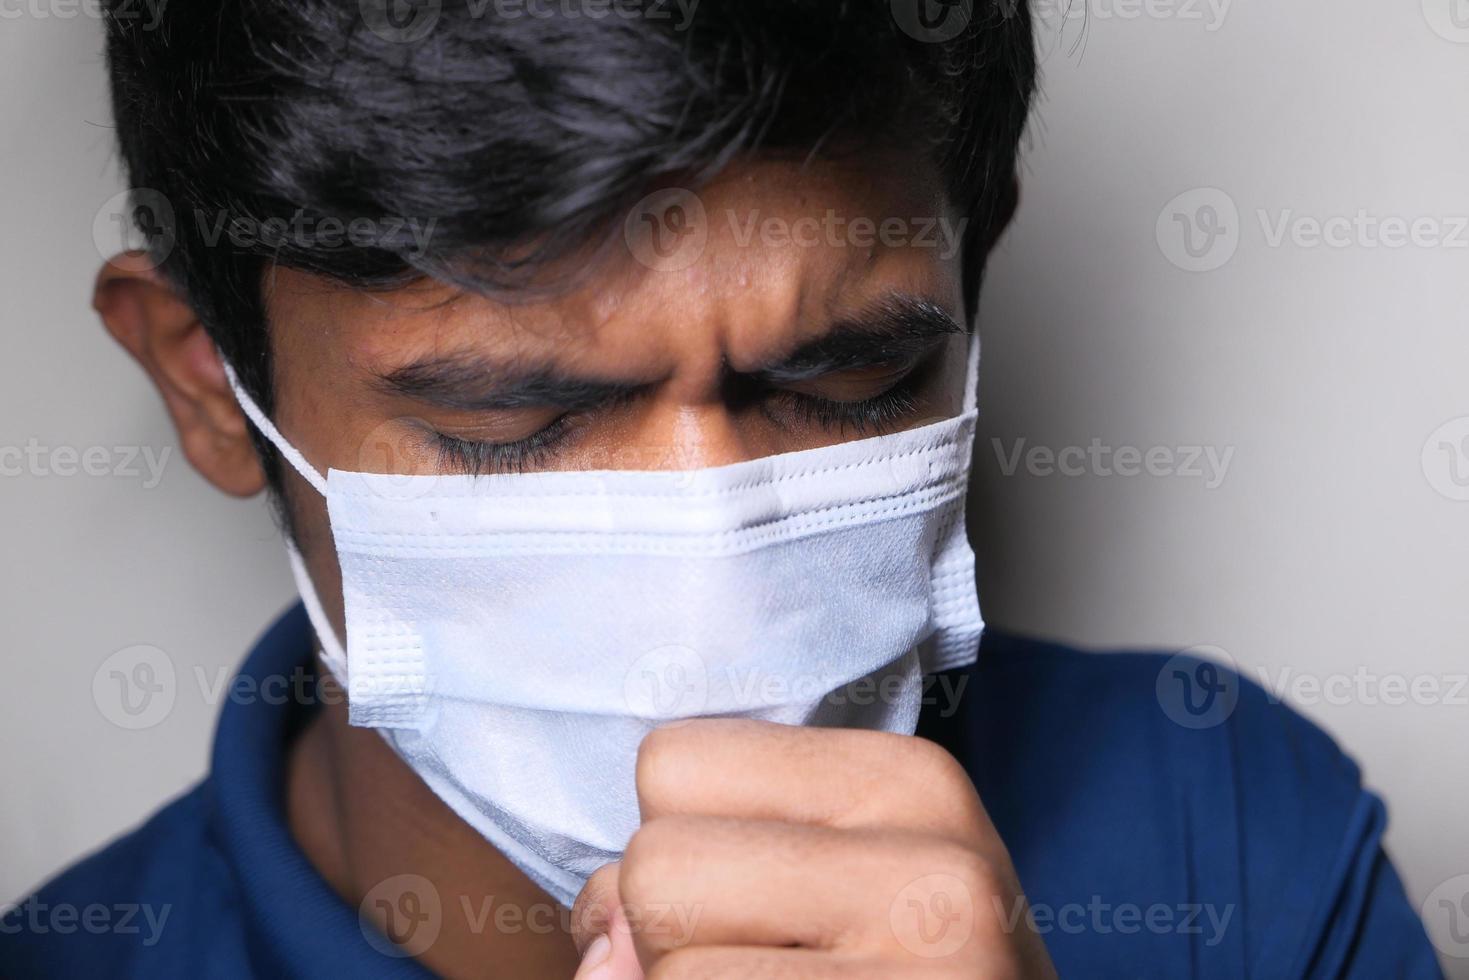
[219,360,328,496]
[285,544,350,684]
[962,327,981,414]
[219,358,348,682]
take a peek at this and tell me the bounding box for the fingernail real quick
[577,933,612,976]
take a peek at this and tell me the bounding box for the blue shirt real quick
[2,605,1441,978]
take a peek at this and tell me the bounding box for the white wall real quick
[1,3,1464,973]
[971,2,1469,973]
[0,8,297,907]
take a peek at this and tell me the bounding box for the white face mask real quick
[222,334,984,908]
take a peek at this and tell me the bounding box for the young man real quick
[1,1,1441,977]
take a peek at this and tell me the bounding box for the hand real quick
[570,718,1056,979]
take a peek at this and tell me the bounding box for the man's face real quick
[265,154,971,613]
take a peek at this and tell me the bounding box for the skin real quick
[94,154,1053,979]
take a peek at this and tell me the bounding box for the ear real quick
[94,253,266,497]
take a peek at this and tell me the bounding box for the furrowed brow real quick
[752,295,965,385]
[372,354,644,412]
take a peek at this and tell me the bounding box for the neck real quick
[285,689,582,978]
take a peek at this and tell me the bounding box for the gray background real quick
[2,1,1465,972]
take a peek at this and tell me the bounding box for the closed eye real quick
[426,350,939,475]
[767,360,928,436]
[432,414,575,475]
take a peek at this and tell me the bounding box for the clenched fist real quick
[570,719,1056,979]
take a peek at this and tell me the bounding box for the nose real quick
[620,399,754,472]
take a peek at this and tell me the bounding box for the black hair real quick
[102,0,1035,487]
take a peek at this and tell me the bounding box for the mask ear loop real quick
[219,358,348,682]
[962,327,981,414]
[219,360,328,496]
[285,544,350,684]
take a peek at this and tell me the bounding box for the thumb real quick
[572,863,643,980]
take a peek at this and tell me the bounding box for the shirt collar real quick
[201,603,435,978]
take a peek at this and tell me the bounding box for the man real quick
[0,1,1441,977]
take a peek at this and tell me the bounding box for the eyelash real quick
[433,416,574,476]
[431,373,924,475]
[773,381,922,436]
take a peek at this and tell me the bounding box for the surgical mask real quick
[222,335,984,908]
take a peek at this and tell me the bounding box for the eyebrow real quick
[751,295,966,385]
[372,293,965,412]
[372,357,645,413]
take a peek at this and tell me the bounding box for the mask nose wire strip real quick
[963,328,981,413]
[219,359,329,497]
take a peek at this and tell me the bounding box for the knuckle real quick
[570,863,620,939]
[900,737,988,833]
[905,737,973,794]
[619,816,690,908]
[635,724,696,803]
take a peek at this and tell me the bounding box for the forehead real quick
[265,153,964,383]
